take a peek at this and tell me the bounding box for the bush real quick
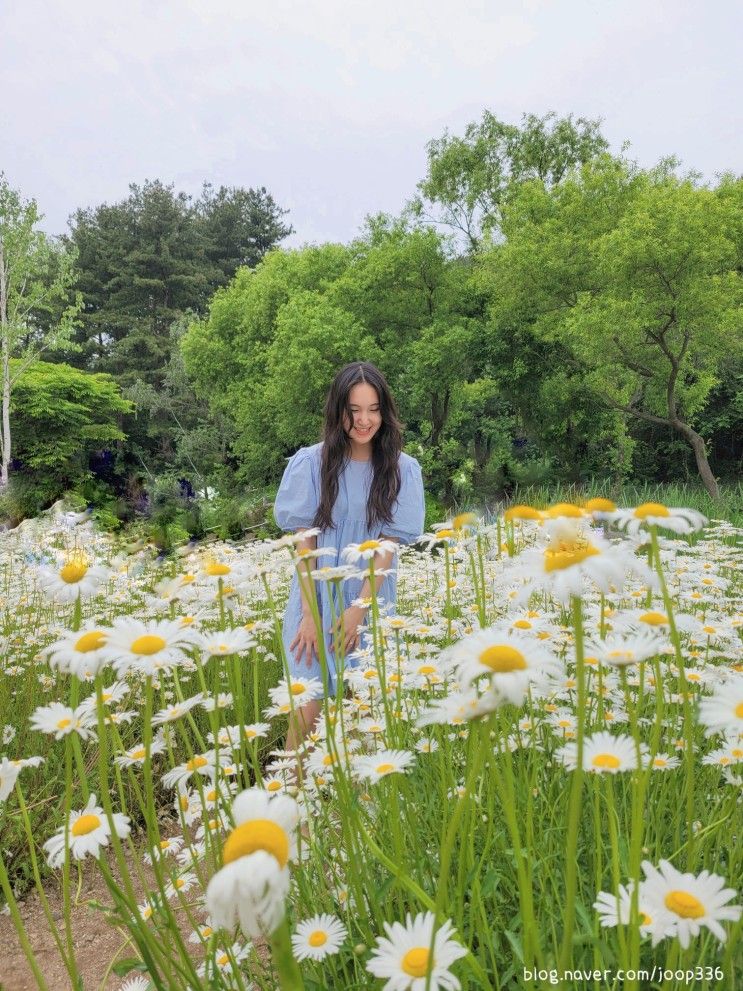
[0,472,63,527]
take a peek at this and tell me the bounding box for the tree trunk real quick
[671,418,720,500]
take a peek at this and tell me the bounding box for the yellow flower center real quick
[205,562,231,576]
[436,529,456,539]
[222,819,289,868]
[591,753,621,770]
[72,813,101,836]
[290,683,306,696]
[546,503,584,518]
[504,504,542,521]
[358,540,381,552]
[513,619,532,629]
[653,758,668,767]
[401,947,430,978]
[544,538,600,572]
[702,625,716,634]
[59,560,89,584]
[376,763,394,775]
[665,890,705,919]
[75,631,107,652]
[608,650,634,662]
[322,754,336,767]
[217,953,229,967]
[479,645,527,673]
[584,498,617,512]
[267,780,282,792]
[130,635,166,655]
[185,756,208,771]
[308,930,328,947]
[57,718,72,729]
[640,612,668,626]
[130,748,146,760]
[452,512,476,531]
[363,669,378,680]
[245,728,257,738]
[634,502,670,519]
[417,664,436,675]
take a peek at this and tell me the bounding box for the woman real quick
[273,362,425,750]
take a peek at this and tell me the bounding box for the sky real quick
[1,0,741,247]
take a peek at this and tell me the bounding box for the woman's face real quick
[343,382,382,448]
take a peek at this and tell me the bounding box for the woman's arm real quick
[359,537,398,599]
[294,529,319,616]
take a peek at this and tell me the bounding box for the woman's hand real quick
[329,604,368,656]
[290,613,321,669]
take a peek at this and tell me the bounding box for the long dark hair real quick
[312,362,403,531]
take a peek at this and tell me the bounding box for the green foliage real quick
[413,110,609,249]
[11,360,131,474]
[0,472,62,525]
[485,157,743,493]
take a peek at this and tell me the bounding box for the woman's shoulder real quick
[399,450,422,473]
[289,442,323,463]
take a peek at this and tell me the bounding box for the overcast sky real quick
[2,0,741,247]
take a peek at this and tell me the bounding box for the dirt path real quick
[1,862,135,991]
[0,837,270,991]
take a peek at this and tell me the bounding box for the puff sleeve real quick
[380,456,426,545]
[273,448,320,531]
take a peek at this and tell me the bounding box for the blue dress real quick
[273,442,425,694]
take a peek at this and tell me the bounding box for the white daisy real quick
[366,911,467,991]
[151,694,204,726]
[164,871,199,900]
[29,702,98,742]
[612,503,707,536]
[143,835,184,865]
[43,794,130,868]
[105,616,198,677]
[205,788,298,938]
[586,630,668,668]
[448,627,562,705]
[201,692,234,712]
[341,538,399,564]
[640,859,742,948]
[196,627,256,659]
[37,551,110,602]
[556,731,646,774]
[44,624,112,678]
[266,676,324,716]
[697,675,743,737]
[291,913,347,961]
[594,882,674,941]
[512,518,652,605]
[160,749,232,791]
[353,750,416,783]
[114,739,165,767]
[0,755,44,802]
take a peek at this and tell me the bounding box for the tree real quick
[11,360,131,482]
[196,183,294,286]
[413,110,609,251]
[0,175,82,488]
[486,157,743,498]
[66,180,212,385]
